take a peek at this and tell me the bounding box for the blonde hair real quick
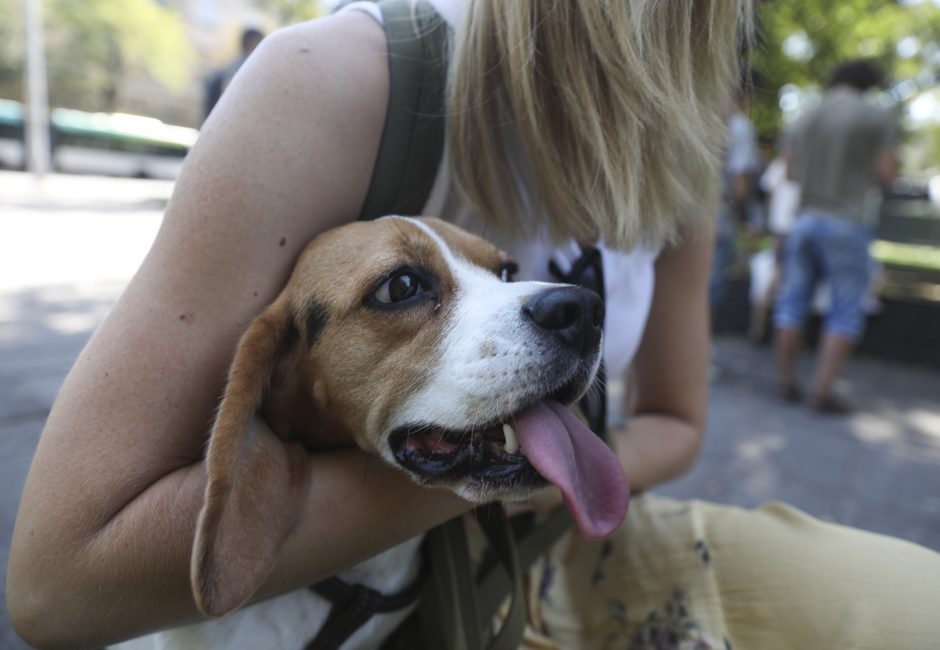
[447,0,752,250]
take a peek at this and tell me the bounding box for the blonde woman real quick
[8,1,940,648]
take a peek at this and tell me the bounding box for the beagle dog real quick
[115,216,629,650]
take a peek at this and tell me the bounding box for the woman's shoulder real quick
[219,11,390,161]
[252,10,387,92]
[173,11,390,242]
[146,10,394,334]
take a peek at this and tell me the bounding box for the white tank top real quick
[339,0,658,386]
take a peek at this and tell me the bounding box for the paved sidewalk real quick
[2,172,939,648]
[658,337,940,551]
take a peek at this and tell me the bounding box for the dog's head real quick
[192,217,629,615]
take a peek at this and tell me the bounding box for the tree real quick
[252,0,324,25]
[0,0,193,115]
[0,0,26,100]
[44,0,193,113]
[751,0,940,137]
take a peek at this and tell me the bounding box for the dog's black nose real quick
[522,287,604,356]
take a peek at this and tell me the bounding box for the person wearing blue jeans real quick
[773,59,897,413]
[774,214,874,410]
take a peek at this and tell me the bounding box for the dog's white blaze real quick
[387,217,563,437]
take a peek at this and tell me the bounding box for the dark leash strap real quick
[305,559,428,650]
[473,506,573,630]
[549,245,608,440]
[419,505,536,650]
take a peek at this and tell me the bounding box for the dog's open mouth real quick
[389,418,545,487]
[389,398,631,540]
[388,374,588,488]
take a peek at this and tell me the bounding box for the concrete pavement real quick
[660,338,940,549]
[1,171,939,649]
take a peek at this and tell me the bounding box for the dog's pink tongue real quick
[511,401,629,539]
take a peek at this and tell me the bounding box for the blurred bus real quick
[0,99,26,169]
[0,99,197,179]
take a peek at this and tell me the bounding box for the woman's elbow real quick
[7,571,72,649]
[7,534,93,649]
[680,422,706,473]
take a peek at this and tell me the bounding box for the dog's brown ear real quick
[191,300,311,617]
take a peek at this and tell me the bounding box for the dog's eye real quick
[372,271,426,304]
[498,262,518,283]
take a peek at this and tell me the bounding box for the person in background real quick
[203,27,265,123]
[773,58,898,413]
[710,78,759,318]
[748,134,801,342]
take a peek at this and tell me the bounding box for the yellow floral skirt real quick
[528,494,940,650]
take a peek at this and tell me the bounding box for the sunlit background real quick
[1,0,325,129]
[1,0,940,187]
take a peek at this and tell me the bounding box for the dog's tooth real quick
[502,423,519,454]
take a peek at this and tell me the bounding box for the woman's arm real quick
[7,14,469,649]
[611,222,714,490]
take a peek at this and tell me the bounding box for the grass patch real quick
[872,240,940,273]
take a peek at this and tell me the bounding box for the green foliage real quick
[0,0,193,113]
[44,0,193,112]
[872,240,940,271]
[751,0,940,137]
[929,124,940,166]
[253,0,324,25]
[0,0,25,100]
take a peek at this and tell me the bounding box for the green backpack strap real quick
[419,507,540,650]
[359,0,448,219]
[476,508,572,629]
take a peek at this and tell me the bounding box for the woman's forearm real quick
[8,448,469,649]
[611,413,703,491]
[617,221,714,493]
